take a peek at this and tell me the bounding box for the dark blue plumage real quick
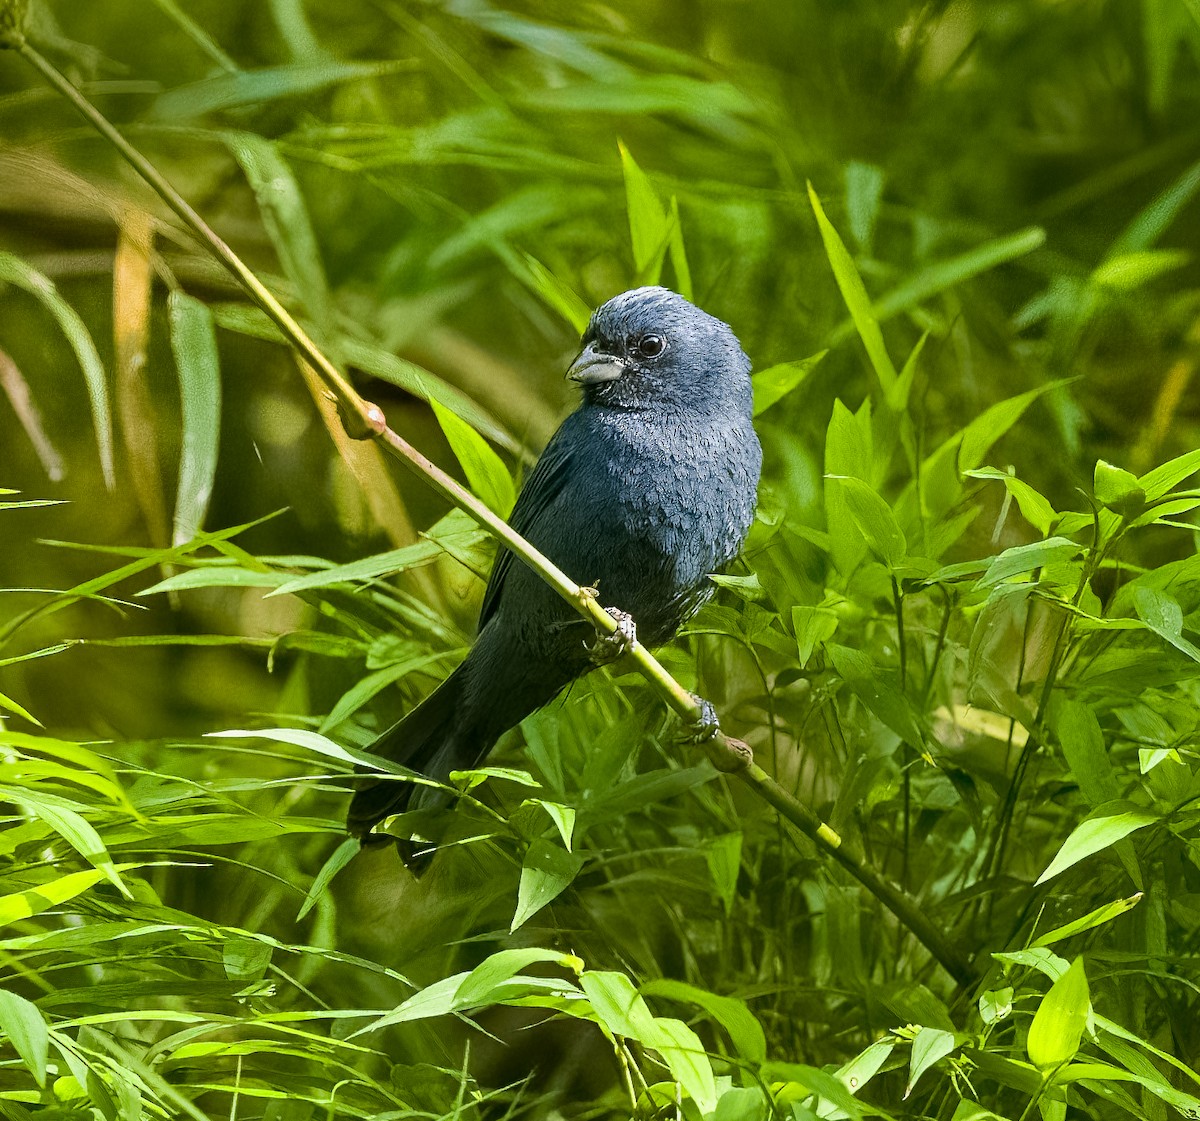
[347,287,762,842]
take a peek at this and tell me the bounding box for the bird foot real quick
[684,693,721,743]
[587,606,637,665]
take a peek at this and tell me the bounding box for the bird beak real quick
[566,343,625,386]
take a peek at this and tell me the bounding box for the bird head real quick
[566,287,751,413]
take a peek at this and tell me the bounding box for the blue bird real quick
[347,287,762,849]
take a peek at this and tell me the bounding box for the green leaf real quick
[0,689,40,726]
[510,838,585,932]
[223,937,272,982]
[808,183,897,391]
[792,605,839,666]
[0,990,48,1088]
[1110,157,1200,255]
[513,254,592,333]
[1138,447,1200,500]
[319,651,450,732]
[141,566,289,595]
[430,397,516,517]
[640,978,766,1065]
[1093,460,1146,518]
[620,141,671,282]
[958,382,1064,473]
[835,1038,896,1101]
[152,59,409,119]
[704,832,741,915]
[870,226,1046,324]
[270,511,484,595]
[979,988,1014,1025]
[666,196,693,301]
[1027,957,1090,1071]
[169,292,222,545]
[751,351,826,416]
[830,476,907,568]
[0,868,106,926]
[828,644,923,748]
[581,972,717,1112]
[979,537,1082,588]
[1053,700,1120,807]
[146,0,239,70]
[225,132,333,335]
[522,799,576,850]
[1091,248,1190,291]
[0,252,113,488]
[644,1016,718,1113]
[965,468,1058,535]
[296,837,360,922]
[581,969,657,1038]
[824,399,874,576]
[1134,587,1200,662]
[457,947,582,1007]
[1033,894,1143,947]
[450,766,540,792]
[206,727,412,775]
[1036,810,1158,885]
[905,1027,957,1098]
[844,161,884,250]
[351,948,582,1036]
[27,800,131,899]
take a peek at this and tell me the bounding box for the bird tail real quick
[346,665,466,839]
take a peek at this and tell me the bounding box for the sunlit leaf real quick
[430,397,516,517]
[905,1027,957,1098]
[1033,894,1143,947]
[1036,810,1158,885]
[0,991,48,1088]
[619,140,671,282]
[0,868,106,926]
[1027,957,1090,1071]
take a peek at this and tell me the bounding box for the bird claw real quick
[684,694,721,743]
[587,606,637,665]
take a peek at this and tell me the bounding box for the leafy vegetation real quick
[1,1,1200,1118]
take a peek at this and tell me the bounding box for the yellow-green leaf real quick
[1027,957,1090,1071]
[430,398,516,517]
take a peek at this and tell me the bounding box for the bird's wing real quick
[478,427,575,629]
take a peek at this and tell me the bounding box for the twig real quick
[0,17,973,986]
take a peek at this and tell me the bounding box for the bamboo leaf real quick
[752,351,826,416]
[169,292,222,545]
[1036,810,1158,885]
[430,398,516,517]
[510,839,585,932]
[152,59,411,119]
[0,252,113,487]
[1027,957,1090,1071]
[0,990,48,1088]
[808,182,897,391]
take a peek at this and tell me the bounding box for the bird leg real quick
[684,693,721,743]
[586,605,638,665]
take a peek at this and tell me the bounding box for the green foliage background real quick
[1,1,1199,1118]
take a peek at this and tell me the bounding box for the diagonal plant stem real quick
[1,20,973,986]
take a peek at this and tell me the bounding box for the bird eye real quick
[634,334,666,359]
